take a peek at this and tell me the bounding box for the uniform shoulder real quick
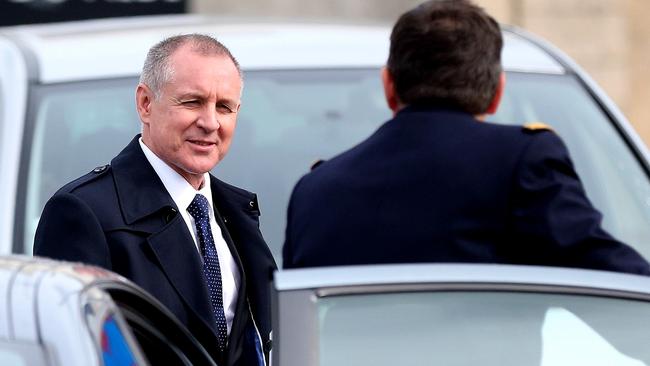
[480,121,557,143]
[310,159,326,171]
[56,164,112,195]
[521,122,555,134]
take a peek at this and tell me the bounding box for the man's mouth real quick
[187,140,218,152]
[189,140,215,146]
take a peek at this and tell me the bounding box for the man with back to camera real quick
[34,34,276,366]
[282,0,650,275]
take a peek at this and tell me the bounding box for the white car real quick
[1,16,650,267]
[4,254,650,366]
[0,255,216,365]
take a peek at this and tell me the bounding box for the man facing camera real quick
[35,34,276,366]
[283,0,650,275]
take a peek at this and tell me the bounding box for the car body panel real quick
[0,256,136,365]
[1,16,565,84]
[2,16,391,83]
[0,255,218,366]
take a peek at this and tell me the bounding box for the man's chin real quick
[186,158,222,174]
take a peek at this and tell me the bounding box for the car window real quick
[217,69,390,253]
[316,291,650,366]
[17,69,650,264]
[19,78,140,253]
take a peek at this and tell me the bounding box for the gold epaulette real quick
[523,122,554,133]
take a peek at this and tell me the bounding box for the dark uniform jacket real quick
[283,106,650,275]
[34,135,277,366]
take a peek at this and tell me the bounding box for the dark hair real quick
[140,34,242,99]
[387,0,503,114]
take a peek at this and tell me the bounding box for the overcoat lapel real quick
[210,177,252,360]
[111,136,221,343]
[146,215,219,328]
[111,136,270,363]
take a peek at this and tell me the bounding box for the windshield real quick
[18,69,650,264]
[492,72,650,259]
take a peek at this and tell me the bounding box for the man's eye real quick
[217,104,235,113]
[182,100,200,106]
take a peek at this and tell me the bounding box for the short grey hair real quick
[139,33,242,99]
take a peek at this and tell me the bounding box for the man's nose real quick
[196,106,220,131]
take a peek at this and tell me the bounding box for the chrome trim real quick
[313,282,650,301]
[275,264,650,295]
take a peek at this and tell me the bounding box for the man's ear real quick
[381,66,400,114]
[485,72,506,115]
[135,84,154,124]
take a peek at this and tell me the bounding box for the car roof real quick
[0,15,565,84]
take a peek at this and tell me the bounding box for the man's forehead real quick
[169,82,241,96]
[166,76,242,102]
[169,45,237,69]
[168,53,241,83]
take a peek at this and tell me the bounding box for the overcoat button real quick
[164,207,177,223]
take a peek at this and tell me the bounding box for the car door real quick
[273,264,650,366]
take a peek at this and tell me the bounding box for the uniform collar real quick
[396,104,470,117]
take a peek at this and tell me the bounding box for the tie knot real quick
[188,194,211,221]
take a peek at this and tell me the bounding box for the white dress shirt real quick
[139,138,240,335]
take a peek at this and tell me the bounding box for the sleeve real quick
[282,175,306,269]
[282,190,296,269]
[509,131,650,275]
[33,192,112,269]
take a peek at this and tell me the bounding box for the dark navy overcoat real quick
[34,135,276,366]
[283,106,650,275]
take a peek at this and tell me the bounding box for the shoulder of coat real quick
[310,159,325,171]
[522,122,554,134]
[61,164,112,193]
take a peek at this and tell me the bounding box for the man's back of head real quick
[387,0,503,114]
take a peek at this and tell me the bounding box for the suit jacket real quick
[283,106,650,275]
[34,135,277,366]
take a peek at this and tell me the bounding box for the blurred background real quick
[2,0,648,143]
[197,0,650,144]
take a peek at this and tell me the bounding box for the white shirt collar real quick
[139,137,213,212]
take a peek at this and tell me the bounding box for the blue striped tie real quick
[188,194,228,351]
